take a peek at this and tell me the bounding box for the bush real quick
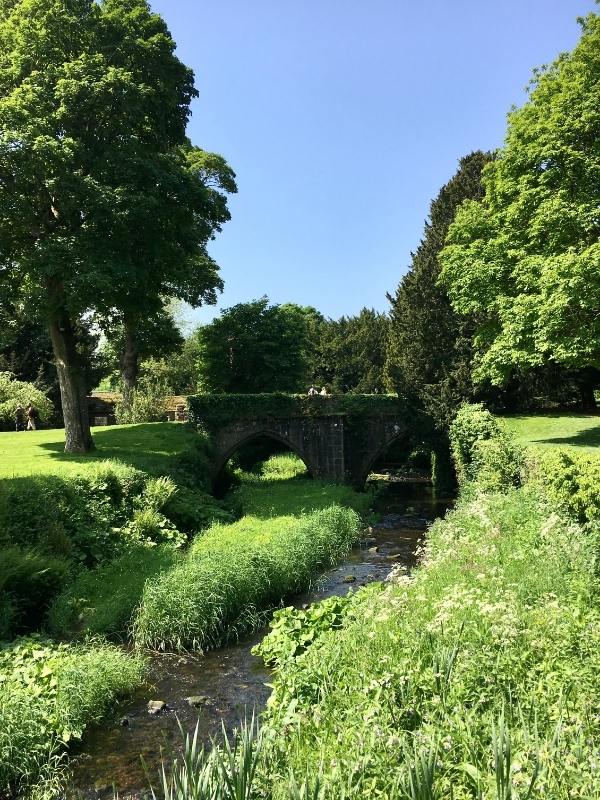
[133,505,360,651]
[449,403,503,483]
[0,636,144,799]
[0,372,53,430]
[470,432,524,492]
[526,447,600,524]
[47,546,180,639]
[164,485,235,533]
[0,462,146,565]
[115,376,169,424]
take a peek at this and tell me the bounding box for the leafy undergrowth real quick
[0,636,144,800]
[252,488,600,798]
[0,432,230,640]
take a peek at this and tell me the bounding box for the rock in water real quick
[147,700,166,715]
[186,695,211,708]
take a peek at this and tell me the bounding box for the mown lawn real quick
[499,413,600,451]
[0,422,197,478]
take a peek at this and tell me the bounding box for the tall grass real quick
[133,504,360,651]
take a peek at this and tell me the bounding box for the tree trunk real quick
[580,381,598,412]
[577,367,599,412]
[120,316,139,406]
[47,300,94,453]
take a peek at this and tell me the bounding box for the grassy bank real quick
[132,454,369,651]
[0,423,206,479]
[49,454,369,646]
[201,410,600,798]
[250,487,600,797]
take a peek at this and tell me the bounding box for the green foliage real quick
[253,594,354,668]
[0,0,236,448]
[47,545,179,640]
[449,403,503,483]
[0,636,144,799]
[0,548,69,640]
[470,434,525,493]
[385,152,493,428]
[439,13,600,394]
[115,373,170,424]
[0,461,147,565]
[164,486,236,533]
[133,503,361,651]
[148,718,264,800]
[255,489,600,798]
[526,448,600,524]
[188,392,406,429]
[194,298,317,394]
[247,452,309,482]
[0,371,53,429]
[312,308,389,394]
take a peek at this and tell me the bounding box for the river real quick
[68,482,451,798]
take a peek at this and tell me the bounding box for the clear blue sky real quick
[150,0,597,326]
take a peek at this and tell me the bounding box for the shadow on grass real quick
[532,424,600,448]
[37,423,198,475]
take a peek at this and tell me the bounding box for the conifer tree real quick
[385,152,493,427]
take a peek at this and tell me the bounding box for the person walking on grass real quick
[14,404,24,432]
[26,402,37,431]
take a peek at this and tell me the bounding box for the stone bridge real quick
[188,395,424,487]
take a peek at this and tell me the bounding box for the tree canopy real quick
[195,298,318,394]
[0,0,234,449]
[439,12,600,406]
[313,309,389,394]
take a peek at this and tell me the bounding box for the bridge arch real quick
[351,428,410,488]
[211,422,318,486]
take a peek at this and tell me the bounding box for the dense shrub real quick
[164,485,236,533]
[0,636,144,799]
[527,447,600,523]
[449,402,503,483]
[0,461,146,565]
[133,505,360,651]
[114,377,169,424]
[0,372,53,430]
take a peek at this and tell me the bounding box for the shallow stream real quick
[68,483,450,799]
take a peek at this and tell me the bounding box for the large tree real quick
[439,12,600,410]
[0,0,221,450]
[195,298,317,393]
[385,152,493,427]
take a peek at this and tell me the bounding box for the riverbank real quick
[0,438,373,799]
[243,406,600,797]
